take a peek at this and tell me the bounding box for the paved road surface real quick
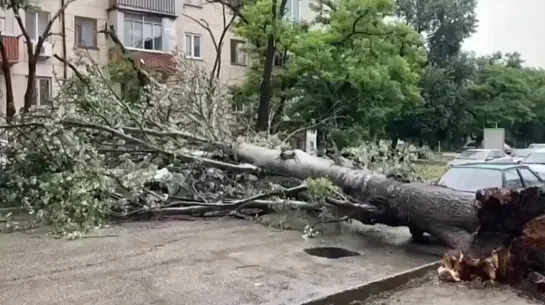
[0,220,437,305]
[365,280,541,305]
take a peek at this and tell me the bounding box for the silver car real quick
[521,149,545,179]
[528,143,545,149]
[511,148,535,163]
[447,149,513,167]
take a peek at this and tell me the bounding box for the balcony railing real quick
[109,47,176,74]
[110,0,176,16]
[0,35,19,63]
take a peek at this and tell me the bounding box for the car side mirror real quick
[485,157,493,161]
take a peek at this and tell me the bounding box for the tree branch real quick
[334,10,394,45]
[99,24,152,104]
[53,54,88,84]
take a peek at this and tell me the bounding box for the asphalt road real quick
[0,220,438,305]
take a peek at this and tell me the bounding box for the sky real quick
[462,0,545,68]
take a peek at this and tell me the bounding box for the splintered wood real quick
[438,187,545,292]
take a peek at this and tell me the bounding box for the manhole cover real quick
[303,247,361,259]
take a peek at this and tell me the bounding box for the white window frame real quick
[230,39,247,66]
[32,77,53,108]
[123,12,164,52]
[184,33,202,59]
[74,16,97,48]
[25,10,51,42]
[183,0,204,7]
[285,0,301,21]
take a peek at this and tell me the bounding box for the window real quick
[523,152,545,164]
[185,33,201,58]
[230,39,246,65]
[486,150,504,160]
[437,168,503,193]
[274,51,288,67]
[31,77,52,107]
[518,168,542,187]
[25,11,50,41]
[184,0,204,7]
[458,149,487,160]
[124,13,163,51]
[74,17,97,48]
[285,0,301,21]
[504,169,523,189]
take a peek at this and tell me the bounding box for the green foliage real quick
[107,58,144,106]
[0,123,114,237]
[307,177,338,199]
[234,0,428,143]
[396,0,478,62]
[0,52,236,237]
[343,139,432,181]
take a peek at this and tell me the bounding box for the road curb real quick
[300,260,441,305]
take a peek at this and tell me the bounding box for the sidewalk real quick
[0,219,436,305]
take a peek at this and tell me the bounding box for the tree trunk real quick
[0,37,15,122]
[23,58,37,113]
[233,143,479,249]
[256,35,275,131]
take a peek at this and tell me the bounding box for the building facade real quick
[0,0,312,114]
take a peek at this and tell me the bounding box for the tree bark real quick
[0,36,15,122]
[233,143,479,249]
[255,0,288,131]
[256,35,275,131]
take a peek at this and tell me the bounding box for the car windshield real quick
[523,152,545,164]
[511,149,532,157]
[529,144,545,149]
[437,168,503,192]
[457,150,487,160]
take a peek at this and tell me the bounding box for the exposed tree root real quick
[438,187,545,296]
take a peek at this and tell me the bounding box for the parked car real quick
[511,148,535,163]
[436,163,543,193]
[447,149,513,167]
[461,140,513,154]
[520,149,545,179]
[528,143,545,149]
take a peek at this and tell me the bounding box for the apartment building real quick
[0,0,311,114]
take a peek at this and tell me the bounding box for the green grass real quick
[414,163,448,180]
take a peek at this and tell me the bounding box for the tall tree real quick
[395,0,478,64]
[284,0,427,146]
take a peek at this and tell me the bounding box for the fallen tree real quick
[0,45,482,246]
[231,143,478,248]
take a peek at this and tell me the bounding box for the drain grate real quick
[304,247,361,259]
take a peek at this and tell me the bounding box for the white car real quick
[511,148,535,163]
[528,143,545,149]
[447,149,513,167]
[521,149,545,179]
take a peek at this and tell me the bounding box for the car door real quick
[517,167,543,187]
[504,169,524,189]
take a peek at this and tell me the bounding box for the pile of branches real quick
[438,186,545,297]
[0,45,433,237]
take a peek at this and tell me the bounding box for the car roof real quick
[451,163,524,170]
[463,148,497,152]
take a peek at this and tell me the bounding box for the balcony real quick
[0,35,19,63]
[109,0,176,16]
[109,47,176,75]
